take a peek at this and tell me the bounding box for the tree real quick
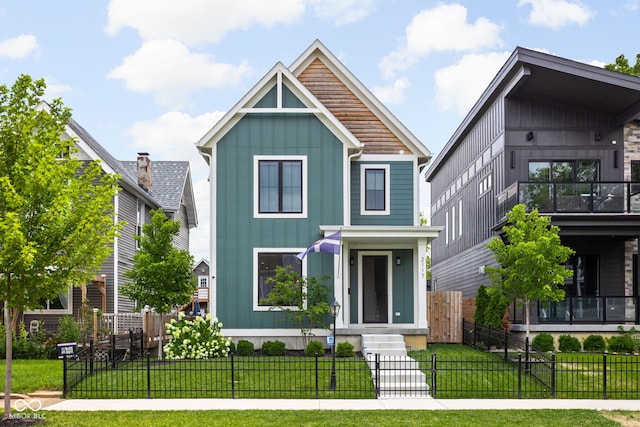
[605,54,640,76]
[485,204,574,338]
[0,75,121,417]
[121,209,195,358]
[259,265,331,347]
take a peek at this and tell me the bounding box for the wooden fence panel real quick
[427,291,463,343]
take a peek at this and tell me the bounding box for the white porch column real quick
[417,238,428,328]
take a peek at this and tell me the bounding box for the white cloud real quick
[518,0,594,29]
[380,4,503,78]
[0,34,38,59]
[125,110,226,261]
[107,39,251,109]
[372,77,409,105]
[434,51,511,115]
[308,0,375,25]
[588,59,607,68]
[625,1,640,11]
[106,0,305,45]
[44,78,72,98]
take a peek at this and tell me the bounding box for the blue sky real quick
[1,0,639,261]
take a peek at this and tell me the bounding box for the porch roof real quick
[319,225,442,245]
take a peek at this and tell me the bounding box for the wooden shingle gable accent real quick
[297,58,409,155]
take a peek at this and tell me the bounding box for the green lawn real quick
[0,359,63,393]
[32,409,632,427]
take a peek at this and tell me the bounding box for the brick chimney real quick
[137,152,152,192]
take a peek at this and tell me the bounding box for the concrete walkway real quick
[44,398,640,411]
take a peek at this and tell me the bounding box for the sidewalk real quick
[44,398,640,411]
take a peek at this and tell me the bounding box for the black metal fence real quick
[63,329,640,400]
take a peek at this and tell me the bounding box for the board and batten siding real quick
[215,113,344,329]
[350,160,415,226]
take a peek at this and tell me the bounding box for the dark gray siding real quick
[431,241,496,298]
[116,189,140,312]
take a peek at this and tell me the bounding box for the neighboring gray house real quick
[191,259,211,314]
[24,117,197,331]
[426,47,640,335]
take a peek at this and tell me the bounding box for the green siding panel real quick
[392,249,414,324]
[351,161,415,226]
[216,113,343,329]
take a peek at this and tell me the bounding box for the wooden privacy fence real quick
[94,311,176,350]
[427,291,463,343]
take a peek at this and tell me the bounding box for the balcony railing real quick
[497,181,640,219]
[509,296,640,325]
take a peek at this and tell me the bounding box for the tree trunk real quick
[4,300,13,419]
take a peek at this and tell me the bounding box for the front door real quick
[362,254,389,323]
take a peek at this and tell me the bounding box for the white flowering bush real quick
[163,312,232,360]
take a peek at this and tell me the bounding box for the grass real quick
[31,409,629,426]
[66,355,375,399]
[0,359,63,393]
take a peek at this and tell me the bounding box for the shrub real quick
[558,334,581,352]
[236,340,254,356]
[583,335,606,352]
[305,340,324,357]
[261,340,286,356]
[336,341,355,357]
[57,315,81,344]
[227,340,236,354]
[531,333,554,352]
[608,335,636,354]
[163,312,231,360]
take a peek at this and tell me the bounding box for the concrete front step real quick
[361,334,430,398]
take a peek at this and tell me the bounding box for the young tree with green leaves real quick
[259,265,331,347]
[0,75,122,417]
[121,209,195,358]
[605,54,640,76]
[485,204,574,338]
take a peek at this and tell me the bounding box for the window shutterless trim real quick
[254,155,307,218]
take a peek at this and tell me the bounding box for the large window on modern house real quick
[526,160,600,212]
[254,156,306,218]
[361,164,390,215]
[254,250,304,310]
[631,161,640,181]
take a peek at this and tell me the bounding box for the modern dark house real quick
[425,47,640,335]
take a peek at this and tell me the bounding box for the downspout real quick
[340,146,363,329]
[199,150,216,320]
[113,193,119,314]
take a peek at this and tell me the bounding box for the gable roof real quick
[290,40,431,160]
[426,47,640,179]
[66,118,197,228]
[197,40,430,162]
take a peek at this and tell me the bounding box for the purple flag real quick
[297,231,341,260]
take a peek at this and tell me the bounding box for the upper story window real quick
[254,156,307,218]
[198,276,209,288]
[361,164,390,215]
[528,160,599,182]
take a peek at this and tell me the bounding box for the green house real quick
[196,40,441,350]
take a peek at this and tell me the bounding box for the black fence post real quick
[603,352,607,400]
[146,352,151,399]
[90,339,94,375]
[551,353,556,398]
[231,354,235,399]
[431,352,437,399]
[473,321,477,347]
[517,353,522,399]
[504,329,509,361]
[62,354,68,399]
[110,334,116,369]
[375,353,380,398]
[314,355,319,399]
[525,336,530,372]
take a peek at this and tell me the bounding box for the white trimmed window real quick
[254,156,307,218]
[361,164,390,215]
[136,201,145,250]
[198,275,209,288]
[253,248,306,311]
[26,287,73,315]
